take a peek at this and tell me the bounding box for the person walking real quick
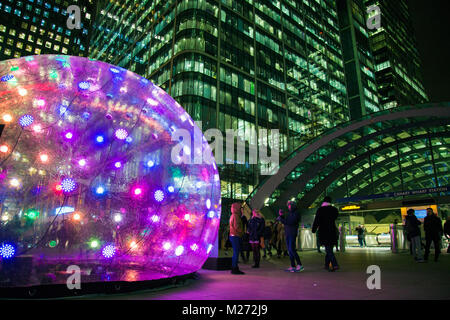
[312,196,340,272]
[423,208,443,262]
[247,209,265,268]
[444,217,450,253]
[239,204,251,263]
[277,201,304,273]
[263,221,273,258]
[405,209,425,263]
[355,225,366,247]
[229,202,245,274]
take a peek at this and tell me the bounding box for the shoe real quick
[417,259,426,263]
[295,265,304,272]
[231,267,245,274]
[285,266,295,272]
[251,265,259,268]
[332,265,339,271]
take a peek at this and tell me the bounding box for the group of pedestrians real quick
[405,207,446,262]
[229,196,341,275]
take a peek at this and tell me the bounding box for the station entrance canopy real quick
[247,103,450,213]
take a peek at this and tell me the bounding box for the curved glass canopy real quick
[248,103,450,211]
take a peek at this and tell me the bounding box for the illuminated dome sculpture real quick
[0,55,221,287]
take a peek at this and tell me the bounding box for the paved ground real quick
[72,247,450,300]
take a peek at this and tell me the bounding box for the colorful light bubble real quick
[163,242,171,250]
[114,161,122,168]
[18,88,28,96]
[0,145,9,153]
[0,55,221,286]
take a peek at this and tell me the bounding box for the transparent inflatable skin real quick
[0,55,221,287]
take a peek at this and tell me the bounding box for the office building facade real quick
[364,0,428,109]
[90,0,350,208]
[0,0,96,60]
[337,0,380,120]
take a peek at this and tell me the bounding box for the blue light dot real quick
[19,114,34,127]
[96,135,104,143]
[78,81,90,90]
[0,243,15,259]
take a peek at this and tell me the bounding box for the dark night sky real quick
[408,0,450,103]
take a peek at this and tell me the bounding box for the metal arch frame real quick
[337,159,449,199]
[248,104,450,210]
[277,131,450,209]
[328,142,450,199]
[264,118,448,204]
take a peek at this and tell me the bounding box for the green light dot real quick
[49,71,58,79]
[90,240,99,248]
[10,66,19,71]
[49,240,57,248]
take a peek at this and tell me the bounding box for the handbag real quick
[260,237,265,248]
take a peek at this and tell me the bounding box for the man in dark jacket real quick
[423,208,443,261]
[405,209,424,262]
[277,201,303,272]
[312,196,339,271]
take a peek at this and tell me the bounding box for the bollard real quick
[339,226,346,252]
[390,224,398,253]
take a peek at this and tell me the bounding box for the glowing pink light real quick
[78,159,86,166]
[114,161,122,168]
[33,124,42,133]
[163,242,171,250]
[36,99,45,107]
[133,187,142,196]
[184,214,190,221]
[65,132,73,139]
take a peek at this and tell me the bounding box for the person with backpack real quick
[405,209,425,263]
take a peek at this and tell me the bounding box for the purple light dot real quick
[65,132,73,139]
[102,245,116,258]
[61,178,76,193]
[154,190,164,202]
[114,161,122,168]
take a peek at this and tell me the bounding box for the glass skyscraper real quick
[0,0,96,60]
[337,0,380,120]
[364,0,428,109]
[90,0,350,209]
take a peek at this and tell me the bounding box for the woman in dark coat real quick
[247,209,265,268]
[312,196,339,271]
